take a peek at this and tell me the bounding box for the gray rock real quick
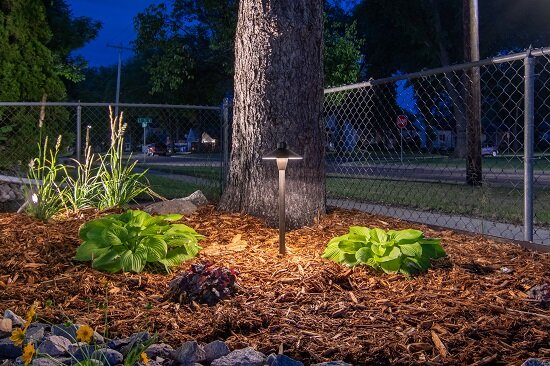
[0,338,22,359]
[68,342,97,361]
[3,310,25,327]
[203,340,230,362]
[172,341,206,366]
[144,199,197,216]
[145,343,174,359]
[31,358,61,366]
[91,348,123,366]
[210,347,265,366]
[0,318,13,333]
[119,332,150,356]
[311,362,351,366]
[37,335,72,357]
[52,324,79,342]
[183,191,208,206]
[26,325,46,343]
[522,359,550,366]
[92,331,105,344]
[265,354,303,366]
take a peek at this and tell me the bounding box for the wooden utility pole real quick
[463,0,482,186]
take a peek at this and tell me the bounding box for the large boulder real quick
[183,190,208,206]
[37,335,72,357]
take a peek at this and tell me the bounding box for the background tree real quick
[218,0,325,228]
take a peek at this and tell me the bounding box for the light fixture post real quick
[263,142,302,255]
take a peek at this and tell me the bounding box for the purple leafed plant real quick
[169,261,239,306]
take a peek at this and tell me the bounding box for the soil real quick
[0,206,549,365]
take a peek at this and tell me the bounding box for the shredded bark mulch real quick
[0,206,549,365]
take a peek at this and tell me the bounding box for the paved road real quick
[133,154,550,187]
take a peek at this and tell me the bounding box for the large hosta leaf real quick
[142,236,168,262]
[91,249,122,273]
[74,241,110,261]
[370,228,387,243]
[102,224,128,246]
[119,247,147,273]
[399,243,422,257]
[393,229,423,243]
[338,240,367,253]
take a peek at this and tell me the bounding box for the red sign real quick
[396,115,408,129]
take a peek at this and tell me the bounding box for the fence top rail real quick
[324,46,550,94]
[0,101,221,110]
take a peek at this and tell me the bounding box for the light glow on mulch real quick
[0,206,549,365]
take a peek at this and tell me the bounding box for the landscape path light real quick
[262,142,302,255]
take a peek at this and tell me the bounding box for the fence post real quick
[222,97,230,190]
[76,102,82,162]
[524,52,535,242]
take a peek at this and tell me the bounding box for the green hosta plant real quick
[75,210,203,273]
[322,226,446,275]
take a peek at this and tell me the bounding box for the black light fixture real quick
[263,142,302,255]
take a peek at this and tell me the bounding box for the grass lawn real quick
[327,176,550,226]
[141,164,222,181]
[142,174,221,201]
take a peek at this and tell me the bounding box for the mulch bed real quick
[0,206,549,365]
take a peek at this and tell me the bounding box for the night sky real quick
[67,0,163,67]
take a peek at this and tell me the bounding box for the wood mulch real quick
[0,206,549,365]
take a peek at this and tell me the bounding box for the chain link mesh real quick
[324,49,550,245]
[0,103,223,201]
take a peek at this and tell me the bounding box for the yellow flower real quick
[22,343,35,366]
[10,328,26,346]
[25,304,37,324]
[140,352,149,366]
[76,325,94,343]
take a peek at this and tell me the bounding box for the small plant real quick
[75,210,203,273]
[94,107,152,209]
[322,226,446,275]
[23,135,69,220]
[169,262,239,306]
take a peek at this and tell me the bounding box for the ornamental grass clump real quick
[23,135,69,220]
[322,226,446,275]
[75,209,203,273]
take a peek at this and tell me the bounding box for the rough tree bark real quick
[218,0,326,228]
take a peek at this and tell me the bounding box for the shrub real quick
[322,226,446,275]
[169,262,239,306]
[75,210,203,273]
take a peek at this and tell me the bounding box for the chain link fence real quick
[0,102,224,201]
[324,47,550,245]
[2,48,550,245]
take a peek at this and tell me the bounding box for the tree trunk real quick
[218,0,326,228]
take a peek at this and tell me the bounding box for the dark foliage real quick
[169,261,238,306]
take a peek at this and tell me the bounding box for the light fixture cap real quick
[262,142,303,160]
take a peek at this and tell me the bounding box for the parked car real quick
[481,144,498,157]
[147,143,169,156]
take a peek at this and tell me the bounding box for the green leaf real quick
[159,247,194,269]
[160,214,182,221]
[355,246,374,264]
[322,242,343,262]
[393,229,423,243]
[341,252,359,266]
[379,257,402,274]
[399,243,422,257]
[92,249,122,273]
[349,226,370,239]
[326,234,349,247]
[74,241,110,261]
[79,219,113,241]
[101,224,128,246]
[421,242,446,259]
[338,240,366,254]
[142,236,168,262]
[375,246,401,262]
[165,224,200,236]
[370,228,387,243]
[127,210,151,227]
[371,243,386,257]
[119,247,147,273]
